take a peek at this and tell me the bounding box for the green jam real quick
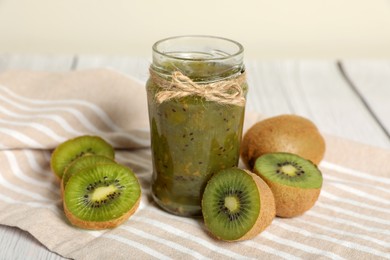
[147,61,247,217]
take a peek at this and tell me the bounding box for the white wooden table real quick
[0,55,389,259]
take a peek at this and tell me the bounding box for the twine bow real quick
[151,70,246,106]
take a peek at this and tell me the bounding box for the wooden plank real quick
[0,226,66,260]
[76,55,150,82]
[0,54,69,260]
[245,60,294,114]
[76,57,390,149]
[340,60,390,138]
[245,60,390,149]
[0,54,74,72]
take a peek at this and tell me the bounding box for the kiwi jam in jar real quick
[146,36,248,217]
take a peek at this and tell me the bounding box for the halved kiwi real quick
[202,168,275,241]
[51,135,115,179]
[63,164,141,229]
[61,155,116,195]
[254,152,323,218]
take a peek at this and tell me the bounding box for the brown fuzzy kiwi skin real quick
[204,170,275,242]
[60,179,65,198]
[63,193,141,230]
[241,115,326,169]
[254,169,321,218]
[237,171,276,241]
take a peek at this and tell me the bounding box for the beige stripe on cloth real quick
[0,69,389,260]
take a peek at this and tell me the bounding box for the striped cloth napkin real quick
[0,69,389,260]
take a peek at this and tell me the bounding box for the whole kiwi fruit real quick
[241,115,325,169]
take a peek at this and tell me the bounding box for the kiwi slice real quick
[61,155,116,195]
[63,164,141,229]
[202,168,275,241]
[51,135,115,179]
[254,152,323,218]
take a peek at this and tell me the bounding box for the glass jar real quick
[146,35,248,217]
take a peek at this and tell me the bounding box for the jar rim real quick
[152,35,244,61]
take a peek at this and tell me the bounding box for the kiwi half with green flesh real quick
[254,152,322,218]
[51,135,115,179]
[202,168,275,241]
[61,155,116,195]
[63,164,141,229]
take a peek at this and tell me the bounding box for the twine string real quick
[150,70,246,106]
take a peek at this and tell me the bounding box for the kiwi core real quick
[224,196,239,212]
[91,185,117,201]
[280,165,297,176]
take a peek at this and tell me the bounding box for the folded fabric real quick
[0,69,388,259]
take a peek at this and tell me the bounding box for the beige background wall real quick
[1,0,390,58]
